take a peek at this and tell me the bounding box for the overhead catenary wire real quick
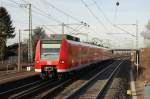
[22,0,89,34]
[40,0,96,35]
[92,0,136,37]
[92,0,113,25]
[38,0,104,37]
[69,24,84,34]
[91,0,115,32]
[22,0,102,33]
[7,0,21,5]
[2,0,31,29]
[7,0,105,42]
[31,9,61,24]
[91,0,115,28]
[1,0,105,46]
[41,25,56,34]
[81,0,110,33]
[23,0,85,25]
[42,0,82,23]
[1,1,20,8]
[20,0,61,23]
[113,25,136,37]
[7,0,62,33]
[32,6,61,23]
[4,0,58,43]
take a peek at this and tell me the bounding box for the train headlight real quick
[36,61,40,63]
[60,60,65,64]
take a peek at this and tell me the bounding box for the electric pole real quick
[28,3,33,64]
[136,20,138,49]
[18,29,21,71]
[30,4,33,63]
[136,20,139,77]
[19,3,32,64]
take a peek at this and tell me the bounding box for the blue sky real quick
[1,0,150,48]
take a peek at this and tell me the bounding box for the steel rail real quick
[38,79,72,99]
[1,59,123,99]
[95,59,125,99]
[66,59,125,99]
[40,60,117,98]
[9,80,54,99]
[0,79,43,97]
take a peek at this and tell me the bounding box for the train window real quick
[40,43,60,60]
[42,44,60,48]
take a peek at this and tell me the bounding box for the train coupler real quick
[41,66,57,79]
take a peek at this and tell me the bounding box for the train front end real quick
[34,34,81,79]
[35,39,61,79]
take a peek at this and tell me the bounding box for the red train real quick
[34,34,113,79]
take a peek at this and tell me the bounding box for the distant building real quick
[144,39,150,47]
[7,43,18,56]
[141,32,150,47]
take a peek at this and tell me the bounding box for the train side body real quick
[34,34,113,78]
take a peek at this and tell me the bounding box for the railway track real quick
[67,59,125,99]
[8,79,71,99]
[37,59,120,99]
[8,60,112,98]
[0,59,121,99]
[0,73,70,99]
[41,59,126,99]
[0,79,43,98]
[0,74,41,98]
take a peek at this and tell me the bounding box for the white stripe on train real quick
[35,59,110,73]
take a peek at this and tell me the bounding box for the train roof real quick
[49,34,80,42]
[40,34,110,50]
[67,40,110,51]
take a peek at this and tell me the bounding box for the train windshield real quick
[40,43,60,60]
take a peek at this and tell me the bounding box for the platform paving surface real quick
[0,71,39,85]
